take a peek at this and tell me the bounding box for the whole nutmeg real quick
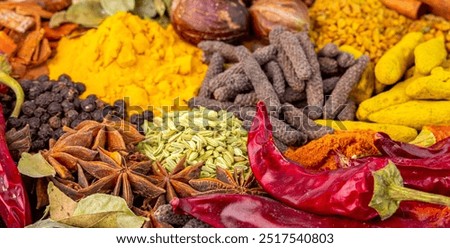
[170,0,250,45]
[249,0,310,39]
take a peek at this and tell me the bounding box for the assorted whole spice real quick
[1,0,450,229]
[248,101,450,221]
[48,12,207,114]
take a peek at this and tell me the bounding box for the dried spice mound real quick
[48,12,207,114]
[138,107,249,178]
[284,130,380,171]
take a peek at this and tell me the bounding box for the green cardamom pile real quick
[137,107,249,178]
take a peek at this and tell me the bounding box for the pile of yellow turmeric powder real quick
[48,12,207,114]
[284,130,379,171]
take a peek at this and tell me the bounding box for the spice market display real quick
[1,0,450,229]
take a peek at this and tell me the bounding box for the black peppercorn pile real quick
[1,74,131,152]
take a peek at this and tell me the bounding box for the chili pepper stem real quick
[0,71,24,118]
[370,161,450,220]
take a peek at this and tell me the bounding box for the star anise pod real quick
[78,147,165,207]
[149,157,203,203]
[132,195,172,228]
[42,130,98,180]
[189,166,267,196]
[6,124,31,161]
[72,118,144,151]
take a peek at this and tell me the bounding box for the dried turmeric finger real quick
[414,37,447,75]
[405,67,450,100]
[314,119,418,142]
[367,100,450,130]
[375,32,423,85]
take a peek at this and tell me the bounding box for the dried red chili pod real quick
[248,101,450,221]
[374,132,450,159]
[0,104,31,228]
[171,194,448,228]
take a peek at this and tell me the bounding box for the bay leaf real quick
[153,0,166,17]
[133,0,157,19]
[18,152,56,178]
[72,193,146,228]
[101,0,136,16]
[47,182,78,221]
[58,211,144,228]
[65,1,107,28]
[26,219,74,228]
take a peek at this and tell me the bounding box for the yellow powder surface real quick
[48,12,207,115]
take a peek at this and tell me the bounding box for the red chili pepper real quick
[374,132,450,159]
[248,101,450,221]
[0,84,8,94]
[0,104,31,227]
[171,194,447,227]
[345,156,450,196]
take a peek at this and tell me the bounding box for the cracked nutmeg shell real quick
[170,0,250,45]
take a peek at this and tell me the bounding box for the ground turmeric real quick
[48,12,207,115]
[284,130,379,171]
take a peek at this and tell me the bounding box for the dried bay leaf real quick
[101,0,135,16]
[71,193,146,228]
[47,182,77,221]
[49,11,67,28]
[133,0,157,19]
[26,219,74,228]
[65,1,107,28]
[18,152,56,178]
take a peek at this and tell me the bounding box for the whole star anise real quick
[189,166,267,196]
[72,118,144,151]
[149,157,203,203]
[42,130,98,179]
[78,147,165,207]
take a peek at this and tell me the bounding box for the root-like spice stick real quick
[264,61,286,99]
[337,99,357,121]
[323,55,370,119]
[297,32,324,120]
[234,92,258,106]
[198,52,224,98]
[242,56,281,115]
[279,31,312,81]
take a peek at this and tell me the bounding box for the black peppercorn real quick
[50,93,63,103]
[130,114,143,125]
[40,113,51,123]
[65,109,79,121]
[34,107,46,118]
[91,109,104,122]
[19,80,33,92]
[73,98,81,109]
[40,81,53,91]
[35,92,52,108]
[61,117,72,127]
[58,74,72,83]
[75,83,86,94]
[78,112,91,121]
[70,119,82,129]
[21,101,37,116]
[28,86,43,100]
[64,88,79,101]
[48,102,63,116]
[49,116,62,129]
[7,117,23,129]
[38,75,50,82]
[53,128,65,140]
[31,140,46,151]
[61,100,75,113]
[80,98,96,113]
[38,124,53,139]
[28,117,41,130]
